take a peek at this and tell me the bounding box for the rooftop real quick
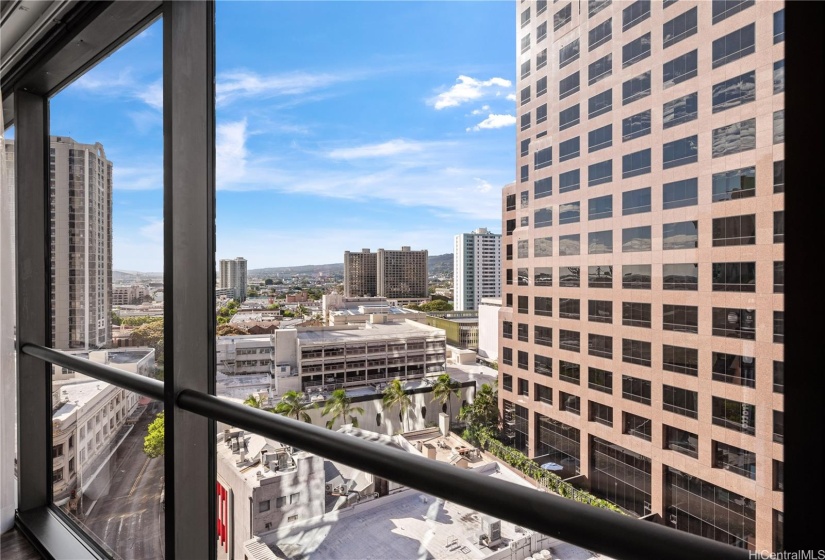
[296,321,444,345]
[53,380,108,422]
[105,349,153,364]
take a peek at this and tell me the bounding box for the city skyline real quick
[36,2,517,271]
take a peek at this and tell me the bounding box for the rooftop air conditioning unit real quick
[481,516,501,545]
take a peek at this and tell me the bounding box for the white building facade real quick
[220,257,248,302]
[453,228,501,311]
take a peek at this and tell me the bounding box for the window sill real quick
[16,507,106,559]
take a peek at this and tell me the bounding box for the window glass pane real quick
[712,214,756,246]
[663,263,698,291]
[588,300,612,323]
[662,92,698,128]
[622,226,652,252]
[554,3,572,30]
[560,298,581,320]
[712,166,756,202]
[588,231,613,254]
[663,6,697,48]
[588,266,613,288]
[560,39,580,68]
[622,110,651,141]
[589,194,613,220]
[588,53,613,86]
[774,160,785,194]
[712,0,754,24]
[622,33,651,68]
[589,18,612,51]
[663,345,699,375]
[622,0,651,32]
[623,71,651,105]
[589,0,611,18]
[588,124,612,153]
[560,71,580,99]
[622,148,651,178]
[712,118,756,158]
[774,60,785,94]
[559,235,581,257]
[663,135,698,168]
[774,9,785,44]
[559,265,581,287]
[712,23,756,69]
[712,71,756,113]
[535,236,553,257]
[588,89,613,119]
[559,202,581,225]
[663,221,699,250]
[535,207,552,228]
[588,159,612,186]
[663,50,697,88]
[622,187,651,215]
[663,178,698,209]
[559,169,581,193]
[559,104,580,131]
[559,137,581,162]
[774,109,785,144]
[534,147,552,170]
[622,265,651,289]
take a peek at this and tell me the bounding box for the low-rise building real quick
[111,284,148,306]
[476,297,501,364]
[51,348,155,506]
[425,311,479,350]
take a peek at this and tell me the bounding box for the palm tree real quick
[431,373,460,421]
[322,389,364,429]
[459,382,500,433]
[243,393,266,409]
[273,390,316,423]
[382,379,413,433]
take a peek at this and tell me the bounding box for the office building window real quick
[559,361,580,385]
[663,305,698,333]
[520,7,530,27]
[711,307,756,340]
[774,361,784,394]
[518,378,529,396]
[774,461,784,492]
[559,169,581,193]
[520,165,529,183]
[535,355,552,377]
[663,136,698,169]
[712,166,755,202]
[622,110,651,141]
[663,386,698,418]
[535,384,552,405]
[623,33,651,68]
[624,413,651,441]
[589,89,613,119]
[622,0,650,32]
[535,326,553,347]
[774,261,784,293]
[536,0,547,15]
[622,339,651,367]
[536,414,580,475]
[521,86,531,106]
[664,427,698,459]
[559,298,580,320]
[663,93,698,129]
[517,296,529,314]
[663,6,697,48]
[774,211,784,243]
[560,39,580,68]
[623,187,651,215]
[589,401,613,427]
[589,124,613,153]
[535,177,552,199]
[588,334,613,359]
[560,104,580,131]
[520,112,531,132]
[537,75,548,96]
[521,60,531,79]
[554,3,572,30]
[259,500,271,513]
[589,194,613,220]
[588,367,613,394]
[662,344,699,377]
[559,202,581,225]
[559,236,581,257]
[535,296,552,317]
[712,0,754,24]
[622,226,651,252]
[588,0,611,18]
[588,265,613,288]
[502,347,513,366]
[518,267,529,286]
[663,221,698,250]
[535,207,552,228]
[588,300,613,324]
[503,374,513,392]
[534,147,552,171]
[560,71,580,99]
[774,410,784,443]
[623,148,651,178]
[623,71,651,105]
[589,18,612,51]
[591,437,651,517]
[712,214,756,246]
[774,109,785,144]
[520,34,531,54]
[712,352,756,388]
[560,393,581,415]
[588,160,613,186]
[535,236,553,257]
[537,49,547,71]
[712,24,755,68]
[622,302,651,328]
[774,160,785,193]
[774,60,785,94]
[559,266,581,287]
[537,21,548,42]
[774,311,784,343]
[559,137,581,162]
[560,330,581,353]
[518,323,529,342]
[622,265,651,289]
[712,262,756,292]
[536,267,553,286]
[663,50,697,88]
[663,263,698,291]
[503,321,513,339]
[520,138,531,157]
[712,397,756,436]
[663,177,698,209]
[774,9,784,43]
[622,375,651,405]
[588,231,613,254]
[712,71,756,113]
[712,118,756,158]
[588,54,612,86]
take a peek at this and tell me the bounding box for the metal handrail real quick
[22,342,748,560]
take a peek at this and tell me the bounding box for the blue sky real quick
[49,1,515,271]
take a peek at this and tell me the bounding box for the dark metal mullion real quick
[163,1,216,558]
[14,89,52,512]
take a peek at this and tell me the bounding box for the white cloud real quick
[139,219,164,243]
[216,119,248,186]
[216,70,355,106]
[113,164,162,191]
[429,75,512,110]
[467,113,516,132]
[506,93,516,101]
[136,80,163,110]
[471,105,491,115]
[327,139,442,160]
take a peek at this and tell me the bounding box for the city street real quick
[82,403,165,560]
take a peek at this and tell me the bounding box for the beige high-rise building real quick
[502,0,783,552]
[344,247,428,300]
[6,136,113,349]
[220,257,248,302]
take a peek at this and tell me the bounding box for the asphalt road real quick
[83,403,165,560]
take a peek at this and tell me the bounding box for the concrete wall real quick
[477,298,500,361]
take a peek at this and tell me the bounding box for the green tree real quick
[322,389,364,429]
[144,412,164,458]
[244,394,266,409]
[296,304,308,317]
[432,373,460,421]
[382,379,413,433]
[264,278,274,286]
[459,382,500,441]
[111,311,122,326]
[417,300,453,312]
[131,318,165,365]
[274,390,316,423]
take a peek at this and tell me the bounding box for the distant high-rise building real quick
[6,136,113,349]
[220,257,248,302]
[453,227,501,311]
[503,0,783,552]
[344,247,428,300]
[344,249,377,297]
